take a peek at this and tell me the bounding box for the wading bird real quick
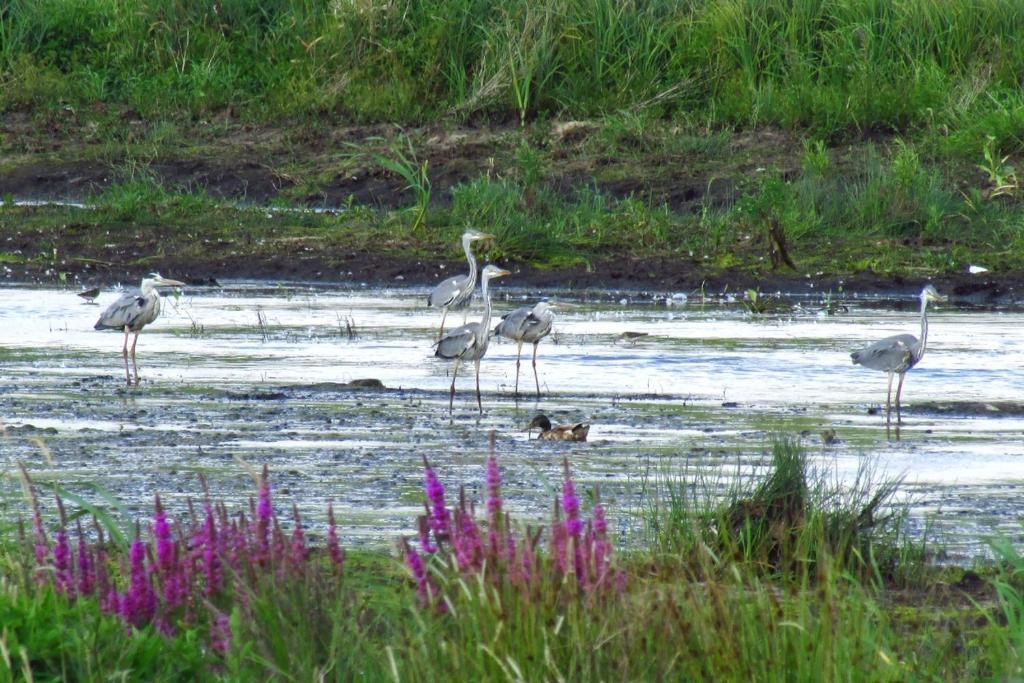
[427,230,494,339]
[525,414,590,442]
[850,285,946,426]
[434,264,510,415]
[494,301,554,398]
[76,287,101,304]
[94,273,185,385]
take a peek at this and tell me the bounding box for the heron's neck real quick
[917,297,930,361]
[463,238,478,282]
[480,276,494,330]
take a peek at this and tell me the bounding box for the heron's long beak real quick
[475,233,496,241]
[491,268,512,278]
[155,277,186,287]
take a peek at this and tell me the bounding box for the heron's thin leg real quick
[894,372,907,424]
[130,332,141,385]
[438,308,449,341]
[121,327,131,385]
[531,341,541,398]
[449,360,461,415]
[474,359,482,414]
[885,370,895,426]
[514,340,524,397]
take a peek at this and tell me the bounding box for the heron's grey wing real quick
[435,323,479,359]
[428,274,472,308]
[494,306,530,338]
[523,309,553,341]
[94,291,146,330]
[850,334,917,372]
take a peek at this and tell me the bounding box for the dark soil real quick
[2,111,1022,299]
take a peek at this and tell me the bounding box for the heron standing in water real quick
[94,273,185,385]
[850,285,946,426]
[427,230,494,339]
[494,300,554,398]
[435,264,510,415]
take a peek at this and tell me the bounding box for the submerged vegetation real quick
[1,435,1022,680]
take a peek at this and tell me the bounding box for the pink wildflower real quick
[290,503,308,567]
[121,535,156,627]
[403,539,432,608]
[327,503,345,570]
[255,464,272,562]
[202,505,222,596]
[76,521,94,596]
[423,457,451,539]
[209,609,232,655]
[485,451,503,559]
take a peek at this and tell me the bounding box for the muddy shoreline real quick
[3,114,1023,300]
[2,217,1021,303]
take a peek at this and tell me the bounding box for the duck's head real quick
[525,414,552,436]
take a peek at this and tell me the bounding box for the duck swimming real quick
[526,414,590,442]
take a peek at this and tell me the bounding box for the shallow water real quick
[2,281,1023,561]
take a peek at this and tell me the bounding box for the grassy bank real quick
[3,0,1024,145]
[2,436,1020,680]
[1,126,1021,286]
[3,1,1024,283]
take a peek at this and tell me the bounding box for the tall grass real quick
[4,0,1024,144]
[641,436,918,582]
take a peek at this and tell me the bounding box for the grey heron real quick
[850,285,946,426]
[494,301,554,398]
[94,273,185,385]
[525,414,590,442]
[427,230,494,338]
[434,264,510,415]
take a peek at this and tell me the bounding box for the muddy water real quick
[2,282,1023,562]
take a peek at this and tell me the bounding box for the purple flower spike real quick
[423,457,450,539]
[153,495,175,573]
[255,464,272,561]
[76,521,94,596]
[485,450,503,559]
[327,503,345,570]
[53,527,74,598]
[202,505,222,597]
[486,448,502,521]
[551,498,568,575]
[403,539,431,607]
[122,534,156,627]
[592,494,610,582]
[210,609,232,655]
[16,463,49,580]
[290,503,308,568]
[561,459,582,539]
[417,515,437,554]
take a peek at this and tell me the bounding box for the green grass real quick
[1,435,1021,680]
[3,0,1024,144]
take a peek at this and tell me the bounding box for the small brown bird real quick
[526,414,590,442]
[77,287,101,304]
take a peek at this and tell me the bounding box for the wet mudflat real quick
[2,282,1023,561]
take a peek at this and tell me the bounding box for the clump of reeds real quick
[16,461,345,654]
[406,431,623,611]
